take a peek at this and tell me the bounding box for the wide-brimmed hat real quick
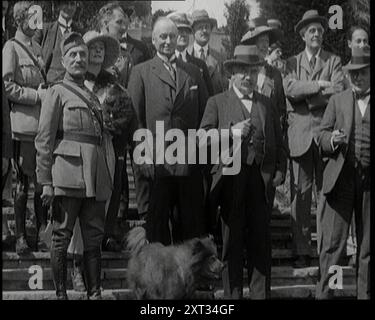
[241,17,282,45]
[224,45,264,72]
[191,9,217,30]
[83,31,120,69]
[343,45,370,71]
[295,10,328,34]
[167,12,192,32]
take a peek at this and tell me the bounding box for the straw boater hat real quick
[83,31,120,69]
[224,45,265,73]
[190,9,217,30]
[167,12,192,32]
[295,9,328,34]
[343,45,370,71]
[241,17,282,45]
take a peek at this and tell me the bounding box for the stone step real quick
[2,266,355,291]
[2,284,356,300]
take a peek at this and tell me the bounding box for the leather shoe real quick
[102,237,122,252]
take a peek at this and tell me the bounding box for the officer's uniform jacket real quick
[3,30,45,141]
[35,75,112,201]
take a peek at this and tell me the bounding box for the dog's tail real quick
[126,227,148,256]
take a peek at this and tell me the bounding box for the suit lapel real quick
[176,60,189,100]
[253,92,266,134]
[228,89,249,121]
[151,56,176,90]
[206,52,219,77]
[300,51,312,76]
[343,89,354,144]
[311,50,328,79]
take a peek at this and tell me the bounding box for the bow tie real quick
[354,91,370,100]
[241,95,253,101]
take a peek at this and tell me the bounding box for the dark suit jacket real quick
[2,80,12,159]
[188,46,228,95]
[33,21,82,82]
[318,88,365,195]
[186,52,214,97]
[284,49,344,157]
[200,89,287,202]
[128,55,209,176]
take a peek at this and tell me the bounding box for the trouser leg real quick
[290,144,314,256]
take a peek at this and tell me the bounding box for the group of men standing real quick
[2,1,370,300]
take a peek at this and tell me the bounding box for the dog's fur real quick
[126,227,223,300]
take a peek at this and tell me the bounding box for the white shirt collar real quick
[305,48,321,62]
[175,49,187,62]
[194,42,209,57]
[58,15,73,28]
[233,84,253,100]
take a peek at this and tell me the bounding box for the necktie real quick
[310,55,316,71]
[242,95,253,101]
[355,90,370,100]
[199,48,206,61]
[164,60,176,82]
[177,53,183,62]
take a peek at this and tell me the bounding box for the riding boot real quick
[14,181,30,254]
[83,248,102,300]
[34,191,49,251]
[51,232,69,300]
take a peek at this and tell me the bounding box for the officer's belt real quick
[56,131,102,146]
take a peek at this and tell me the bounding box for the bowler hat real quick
[343,45,370,71]
[191,9,217,30]
[295,10,328,34]
[224,45,264,73]
[241,17,282,45]
[167,12,192,32]
[83,30,120,69]
[60,32,86,57]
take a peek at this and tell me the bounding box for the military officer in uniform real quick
[35,33,112,300]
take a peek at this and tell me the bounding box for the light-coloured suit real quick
[284,49,344,256]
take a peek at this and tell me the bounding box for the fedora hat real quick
[343,45,370,71]
[191,9,217,30]
[83,30,120,69]
[295,9,328,34]
[224,45,264,72]
[241,17,282,45]
[167,12,192,32]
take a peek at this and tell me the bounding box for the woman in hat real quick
[67,30,137,291]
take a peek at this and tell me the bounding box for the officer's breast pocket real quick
[64,103,91,131]
[52,141,85,189]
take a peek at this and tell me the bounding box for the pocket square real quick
[190,85,198,90]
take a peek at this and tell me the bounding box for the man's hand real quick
[317,80,332,90]
[272,170,284,187]
[331,129,347,148]
[41,185,54,207]
[231,118,252,139]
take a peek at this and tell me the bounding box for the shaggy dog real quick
[126,227,223,300]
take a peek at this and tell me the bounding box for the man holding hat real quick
[188,9,228,95]
[167,11,213,96]
[34,1,82,84]
[200,45,286,299]
[35,32,112,300]
[283,10,344,267]
[316,46,370,300]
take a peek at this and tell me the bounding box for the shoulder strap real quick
[59,82,103,132]
[11,38,47,82]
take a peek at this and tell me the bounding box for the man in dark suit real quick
[128,17,209,245]
[283,10,344,267]
[34,1,81,83]
[167,12,213,97]
[200,45,286,299]
[188,9,228,95]
[316,47,370,300]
